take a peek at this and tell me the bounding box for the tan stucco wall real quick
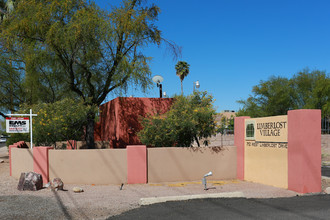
[49,149,127,184]
[244,115,288,188]
[148,146,237,183]
[245,146,288,188]
[11,148,34,179]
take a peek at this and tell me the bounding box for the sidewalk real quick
[137,179,298,206]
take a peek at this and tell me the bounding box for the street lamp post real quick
[152,75,164,98]
[158,83,163,98]
[193,80,200,92]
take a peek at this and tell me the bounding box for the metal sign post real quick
[6,109,37,149]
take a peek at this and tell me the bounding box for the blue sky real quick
[95,0,330,112]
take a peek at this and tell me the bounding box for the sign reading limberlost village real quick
[6,117,29,133]
[245,115,288,148]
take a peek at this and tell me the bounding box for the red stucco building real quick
[94,97,173,148]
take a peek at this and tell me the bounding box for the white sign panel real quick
[6,117,30,133]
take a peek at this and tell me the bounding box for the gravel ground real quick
[0,145,329,220]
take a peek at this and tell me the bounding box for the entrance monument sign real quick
[235,110,321,194]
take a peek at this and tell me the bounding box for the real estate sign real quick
[6,117,30,133]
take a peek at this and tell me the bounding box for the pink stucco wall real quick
[33,147,53,183]
[127,145,147,184]
[288,109,321,193]
[234,116,250,180]
[95,97,173,148]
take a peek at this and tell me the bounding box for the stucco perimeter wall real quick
[11,148,34,179]
[49,149,127,185]
[148,146,237,183]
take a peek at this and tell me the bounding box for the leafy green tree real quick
[219,115,234,134]
[0,0,69,117]
[7,98,98,147]
[290,69,330,115]
[237,76,293,117]
[138,91,219,147]
[237,69,330,117]
[0,0,180,148]
[175,61,190,95]
[0,56,25,118]
[0,0,20,117]
[0,0,15,20]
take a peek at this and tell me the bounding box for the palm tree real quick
[175,61,190,95]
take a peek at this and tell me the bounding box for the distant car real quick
[0,137,6,143]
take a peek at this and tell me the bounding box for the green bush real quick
[7,98,98,147]
[138,91,219,147]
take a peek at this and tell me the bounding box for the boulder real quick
[17,172,43,191]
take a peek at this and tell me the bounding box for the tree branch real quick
[52,44,85,100]
[38,66,56,102]
[0,111,8,119]
[97,74,129,105]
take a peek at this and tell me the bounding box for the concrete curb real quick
[139,191,245,206]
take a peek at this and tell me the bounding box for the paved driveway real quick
[109,195,330,220]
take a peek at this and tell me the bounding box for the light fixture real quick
[193,80,200,92]
[202,171,212,190]
[152,75,164,98]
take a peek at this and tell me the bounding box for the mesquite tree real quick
[0,0,179,148]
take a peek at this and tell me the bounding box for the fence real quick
[322,116,330,134]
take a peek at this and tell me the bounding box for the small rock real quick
[17,172,43,191]
[52,178,64,191]
[325,187,330,194]
[73,187,84,193]
[0,159,4,163]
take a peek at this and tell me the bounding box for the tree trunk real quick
[86,111,95,149]
[194,135,200,147]
[181,80,183,95]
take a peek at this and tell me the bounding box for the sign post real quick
[6,109,37,149]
